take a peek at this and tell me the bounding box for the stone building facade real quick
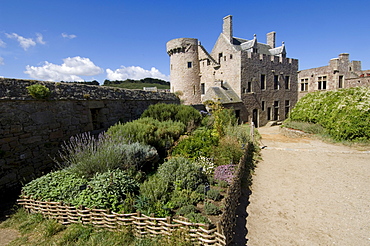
[167,15,298,127]
[298,53,370,99]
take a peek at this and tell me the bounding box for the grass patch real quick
[283,121,326,135]
[0,208,195,246]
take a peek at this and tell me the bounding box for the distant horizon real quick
[1,0,370,82]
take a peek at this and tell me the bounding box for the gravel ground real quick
[245,126,370,246]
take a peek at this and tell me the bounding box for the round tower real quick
[166,38,201,105]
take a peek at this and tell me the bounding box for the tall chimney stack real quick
[267,31,276,48]
[223,15,233,43]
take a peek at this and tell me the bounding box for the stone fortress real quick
[167,15,298,127]
[298,53,370,99]
[167,15,369,127]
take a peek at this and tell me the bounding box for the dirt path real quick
[245,126,370,246]
[0,228,19,246]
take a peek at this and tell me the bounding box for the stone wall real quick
[0,78,179,193]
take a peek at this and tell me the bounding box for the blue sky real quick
[1,0,370,83]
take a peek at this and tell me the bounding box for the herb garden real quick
[17,102,257,245]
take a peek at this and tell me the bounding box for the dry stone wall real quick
[0,78,179,194]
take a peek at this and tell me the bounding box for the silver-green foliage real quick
[107,117,186,154]
[289,87,370,141]
[58,132,158,178]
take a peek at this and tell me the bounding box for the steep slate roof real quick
[231,36,286,56]
[202,82,242,104]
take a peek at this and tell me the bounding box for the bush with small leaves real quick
[58,132,158,178]
[107,117,186,155]
[185,212,210,224]
[27,83,51,99]
[170,189,203,209]
[206,189,221,201]
[176,205,198,216]
[141,103,202,129]
[204,202,221,215]
[157,157,207,191]
[171,129,219,160]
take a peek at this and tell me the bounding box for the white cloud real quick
[24,56,103,82]
[62,33,77,39]
[0,39,6,48]
[0,57,4,65]
[6,33,36,50]
[106,66,170,81]
[36,33,46,44]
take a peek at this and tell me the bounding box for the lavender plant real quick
[213,164,236,185]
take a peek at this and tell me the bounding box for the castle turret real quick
[166,38,201,105]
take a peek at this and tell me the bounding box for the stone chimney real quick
[223,15,233,43]
[267,31,276,48]
[339,53,349,61]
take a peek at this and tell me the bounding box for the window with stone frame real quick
[201,83,205,95]
[338,75,344,88]
[187,62,192,68]
[318,76,327,90]
[262,101,266,111]
[285,76,290,90]
[300,78,308,91]
[247,81,252,93]
[274,75,279,90]
[261,74,266,90]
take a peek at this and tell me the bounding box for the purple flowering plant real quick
[213,164,236,184]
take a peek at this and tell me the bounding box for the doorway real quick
[252,109,258,128]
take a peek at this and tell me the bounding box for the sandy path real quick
[245,126,370,246]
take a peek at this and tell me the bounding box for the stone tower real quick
[166,38,201,105]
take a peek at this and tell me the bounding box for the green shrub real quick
[141,103,202,129]
[289,87,370,141]
[204,202,221,215]
[211,136,243,166]
[170,189,203,208]
[185,212,210,224]
[73,169,139,212]
[27,83,51,99]
[204,101,237,137]
[176,205,198,216]
[224,124,256,145]
[107,118,186,155]
[58,132,158,178]
[171,129,219,159]
[22,169,87,202]
[206,189,221,201]
[139,175,172,204]
[157,157,206,191]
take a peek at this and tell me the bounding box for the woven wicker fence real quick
[17,197,226,245]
